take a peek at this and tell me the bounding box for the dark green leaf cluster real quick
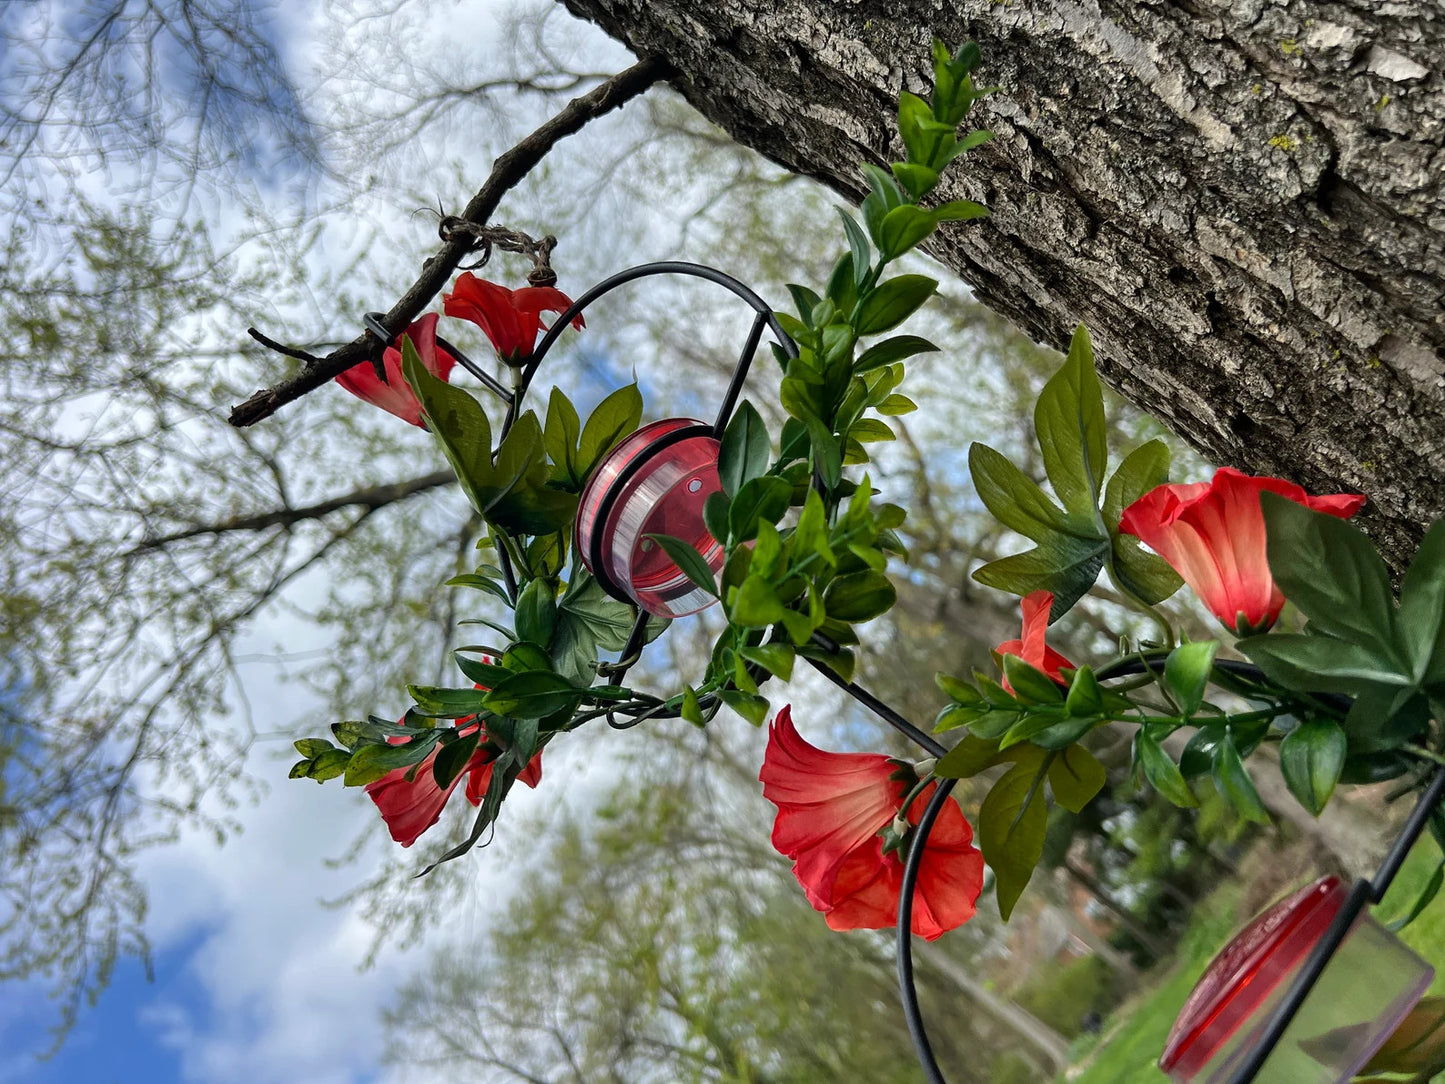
[1240,501,1445,787]
[968,325,1182,618]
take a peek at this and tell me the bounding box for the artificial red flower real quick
[366,718,543,848]
[1118,466,1366,634]
[335,312,457,426]
[443,272,584,363]
[759,705,984,940]
[995,589,1073,692]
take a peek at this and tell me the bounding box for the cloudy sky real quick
[0,3,659,1081]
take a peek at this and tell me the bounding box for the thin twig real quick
[229,55,675,428]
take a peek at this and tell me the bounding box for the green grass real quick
[1060,838,1445,1084]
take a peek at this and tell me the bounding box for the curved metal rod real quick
[507,260,798,430]
[896,779,957,1084]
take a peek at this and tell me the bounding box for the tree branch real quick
[122,470,455,554]
[228,54,675,428]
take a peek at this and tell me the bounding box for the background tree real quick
[558,0,1445,571]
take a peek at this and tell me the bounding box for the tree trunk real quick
[562,0,1445,570]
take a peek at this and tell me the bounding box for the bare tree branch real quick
[229,54,675,428]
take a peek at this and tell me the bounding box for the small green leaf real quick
[447,572,512,605]
[577,383,643,478]
[680,685,706,726]
[514,577,558,648]
[646,534,719,598]
[838,208,872,286]
[822,570,896,623]
[294,738,335,759]
[728,476,793,544]
[1000,655,1064,705]
[543,386,582,485]
[343,734,440,787]
[879,205,939,259]
[408,684,491,718]
[1135,729,1198,808]
[980,759,1050,920]
[730,575,787,627]
[931,199,989,223]
[854,275,938,336]
[854,335,938,374]
[1034,324,1108,513]
[1048,745,1107,813]
[1279,719,1346,816]
[1398,519,1445,681]
[1212,729,1270,824]
[741,642,796,680]
[717,689,770,726]
[303,748,351,782]
[433,729,481,789]
[969,442,1073,538]
[718,401,770,499]
[1385,863,1445,935]
[1164,640,1219,717]
[702,490,732,548]
[481,671,582,719]
[935,734,1006,778]
[1064,666,1103,717]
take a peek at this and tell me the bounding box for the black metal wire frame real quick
[398,262,1445,1083]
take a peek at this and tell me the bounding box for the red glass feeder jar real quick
[575,418,725,619]
[1159,875,1433,1083]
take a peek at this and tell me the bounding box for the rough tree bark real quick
[562,0,1444,570]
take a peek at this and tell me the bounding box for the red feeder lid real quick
[1160,876,1346,1078]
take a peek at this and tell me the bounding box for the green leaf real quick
[343,733,441,787]
[730,575,787,627]
[849,418,894,443]
[875,394,917,416]
[1399,519,1445,681]
[1240,631,1412,695]
[702,490,732,548]
[717,689,770,726]
[972,537,1108,616]
[1064,666,1103,716]
[454,653,511,688]
[646,533,719,598]
[432,729,481,789]
[1211,729,1270,824]
[740,642,796,680]
[577,383,643,478]
[1262,492,1397,654]
[402,337,495,515]
[447,572,512,605]
[1386,864,1445,935]
[302,748,350,782]
[1048,745,1107,813]
[1104,439,1183,604]
[1135,729,1198,808]
[293,738,334,759]
[514,577,557,648]
[935,734,1007,778]
[408,684,490,718]
[931,199,988,223]
[969,442,1073,538]
[680,685,706,726]
[1000,655,1064,705]
[1164,640,1219,717]
[1360,996,1445,1074]
[890,162,940,201]
[854,275,938,336]
[481,671,582,719]
[1034,324,1108,513]
[822,570,896,623]
[557,574,635,651]
[837,208,872,286]
[878,205,938,260]
[717,400,770,499]
[543,386,582,485]
[979,759,1050,920]
[1278,719,1347,816]
[854,335,938,374]
[728,476,793,544]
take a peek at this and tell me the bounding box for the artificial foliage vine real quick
[289,40,1445,955]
